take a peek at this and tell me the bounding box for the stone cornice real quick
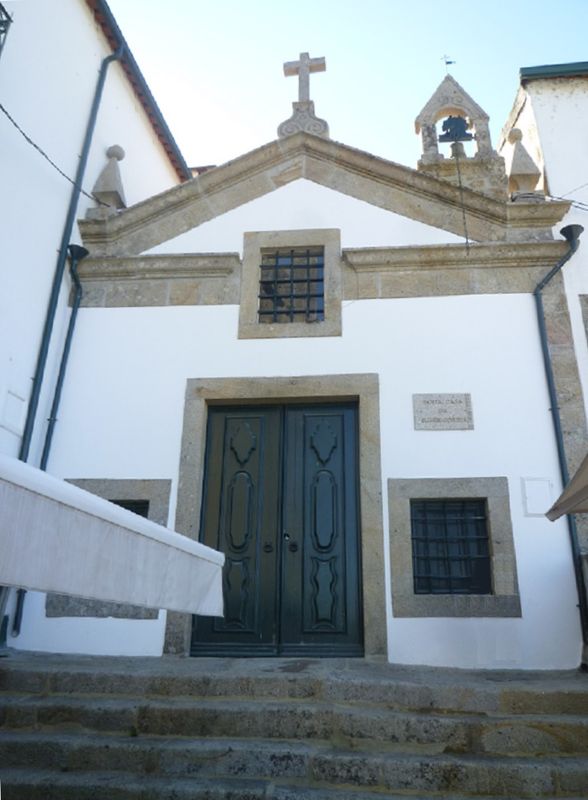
[78,253,241,308]
[343,240,568,272]
[76,241,572,308]
[79,133,570,256]
[342,240,570,299]
[79,253,240,281]
[81,241,568,280]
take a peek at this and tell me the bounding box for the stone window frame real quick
[238,229,342,339]
[388,477,521,618]
[45,478,171,619]
[166,373,386,657]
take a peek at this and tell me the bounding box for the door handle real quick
[263,542,273,553]
[288,541,298,553]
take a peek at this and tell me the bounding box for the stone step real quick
[2,655,588,716]
[2,694,588,756]
[2,655,587,798]
[9,768,585,800]
[1,733,587,796]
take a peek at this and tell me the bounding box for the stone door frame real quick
[165,373,386,657]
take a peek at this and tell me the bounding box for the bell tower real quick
[415,74,507,199]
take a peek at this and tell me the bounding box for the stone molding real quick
[343,240,568,300]
[80,253,239,280]
[78,253,240,308]
[238,229,342,339]
[548,286,588,553]
[79,133,570,257]
[344,241,566,271]
[418,155,508,201]
[388,477,521,618]
[46,478,171,619]
[169,373,385,657]
[504,202,561,236]
[579,295,588,339]
[77,241,569,308]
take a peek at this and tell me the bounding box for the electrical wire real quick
[559,181,588,199]
[568,202,588,213]
[5,94,587,220]
[0,101,110,207]
[548,195,588,213]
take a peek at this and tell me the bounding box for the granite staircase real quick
[1,654,588,799]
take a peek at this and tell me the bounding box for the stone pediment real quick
[79,133,570,256]
[415,74,489,129]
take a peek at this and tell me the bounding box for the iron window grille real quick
[112,499,150,518]
[0,3,12,60]
[411,499,492,595]
[258,246,324,323]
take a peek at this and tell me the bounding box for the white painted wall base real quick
[13,591,168,657]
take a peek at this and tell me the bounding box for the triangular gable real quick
[146,180,463,255]
[415,74,489,130]
[79,132,569,256]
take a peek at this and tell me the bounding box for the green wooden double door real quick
[192,402,363,656]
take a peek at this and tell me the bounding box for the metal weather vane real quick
[442,55,456,74]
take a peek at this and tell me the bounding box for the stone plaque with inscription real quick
[413,393,473,431]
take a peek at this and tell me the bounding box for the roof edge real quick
[520,62,588,83]
[85,0,192,182]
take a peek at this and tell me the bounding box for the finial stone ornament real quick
[85,144,127,220]
[278,51,329,139]
[505,128,542,196]
[106,144,125,161]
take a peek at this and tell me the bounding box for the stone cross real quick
[283,52,326,102]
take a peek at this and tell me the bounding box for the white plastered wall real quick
[15,593,167,657]
[1,0,182,654]
[147,179,463,255]
[525,79,588,423]
[12,180,580,667]
[32,296,578,667]
[0,0,180,465]
[500,78,588,422]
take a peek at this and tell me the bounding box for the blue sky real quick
[108,0,588,170]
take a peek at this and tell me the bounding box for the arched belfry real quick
[415,74,507,199]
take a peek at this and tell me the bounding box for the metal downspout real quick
[533,223,588,650]
[39,245,89,472]
[5,45,124,642]
[18,44,124,465]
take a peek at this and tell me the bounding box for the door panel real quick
[192,403,363,657]
[193,407,281,655]
[281,406,362,655]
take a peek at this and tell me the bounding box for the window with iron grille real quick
[411,499,492,595]
[112,499,150,518]
[258,247,324,324]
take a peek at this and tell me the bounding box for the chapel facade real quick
[3,10,588,670]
